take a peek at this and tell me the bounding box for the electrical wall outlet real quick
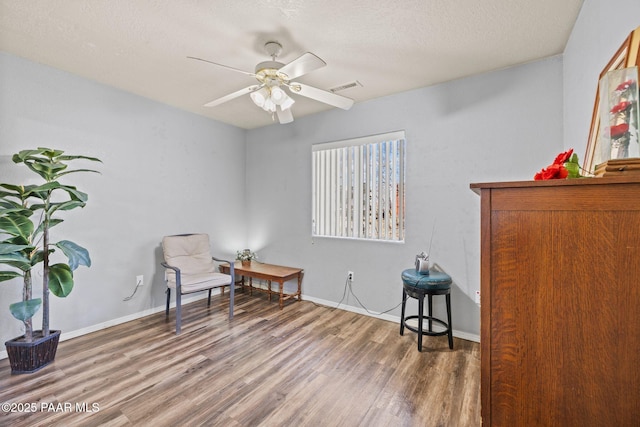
[137,275,144,286]
[347,271,354,282]
[475,290,480,304]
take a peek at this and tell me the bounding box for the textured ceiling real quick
[0,0,584,129]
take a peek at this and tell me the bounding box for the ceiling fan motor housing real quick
[255,61,288,83]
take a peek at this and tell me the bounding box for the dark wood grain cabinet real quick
[471,177,640,426]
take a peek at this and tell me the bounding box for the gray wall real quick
[564,0,640,155]
[245,56,564,339]
[4,0,631,350]
[0,52,246,347]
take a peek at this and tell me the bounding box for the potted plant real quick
[0,148,100,374]
[236,249,257,266]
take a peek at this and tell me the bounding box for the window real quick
[312,131,406,241]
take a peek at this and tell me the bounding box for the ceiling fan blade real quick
[204,85,261,107]
[276,106,294,124]
[187,56,255,77]
[278,52,326,80]
[291,83,354,110]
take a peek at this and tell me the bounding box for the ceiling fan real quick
[188,41,354,124]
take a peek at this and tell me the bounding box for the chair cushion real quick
[167,272,232,294]
[162,234,231,294]
[401,268,452,290]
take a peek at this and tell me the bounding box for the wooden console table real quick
[220,261,303,309]
[470,177,640,426]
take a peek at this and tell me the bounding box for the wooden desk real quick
[220,261,303,309]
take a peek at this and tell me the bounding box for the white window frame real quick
[312,131,406,242]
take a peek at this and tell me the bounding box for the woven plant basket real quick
[5,330,61,374]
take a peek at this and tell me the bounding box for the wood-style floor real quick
[0,290,480,426]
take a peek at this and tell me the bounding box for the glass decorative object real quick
[598,66,640,161]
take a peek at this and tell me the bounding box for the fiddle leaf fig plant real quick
[0,148,100,342]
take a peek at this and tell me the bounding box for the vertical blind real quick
[312,131,406,241]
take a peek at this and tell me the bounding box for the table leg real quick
[297,272,302,301]
[279,280,285,309]
[268,280,272,301]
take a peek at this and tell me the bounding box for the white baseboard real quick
[1,292,479,361]
[303,295,480,343]
[0,293,205,361]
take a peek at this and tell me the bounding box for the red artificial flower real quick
[534,163,569,180]
[552,149,573,165]
[615,79,636,92]
[610,101,632,114]
[610,123,630,139]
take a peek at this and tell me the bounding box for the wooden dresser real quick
[470,177,640,426]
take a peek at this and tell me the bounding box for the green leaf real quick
[29,160,68,175]
[9,298,42,322]
[48,263,74,297]
[13,148,101,181]
[0,183,26,192]
[48,200,86,216]
[5,235,29,246]
[57,168,101,178]
[0,243,32,255]
[0,205,33,217]
[35,218,63,235]
[30,249,50,265]
[30,202,47,211]
[565,153,582,179]
[0,213,34,239]
[28,182,89,203]
[38,147,65,158]
[0,184,26,200]
[59,185,89,203]
[57,154,102,163]
[56,240,91,270]
[13,148,47,163]
[12,148,101,182]
[565,162,580,178]
[0,253,32,271]
[0,271,23,282]
[22,161,56,181]
[26,181,62,195]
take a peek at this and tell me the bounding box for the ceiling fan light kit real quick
[189,41,354,124]
[249,83,295,113]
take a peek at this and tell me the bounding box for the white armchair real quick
[161,233,234,334]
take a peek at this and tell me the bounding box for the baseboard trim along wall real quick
[0,293,206,361]
[0,291,479,360]
[302,295,480,343]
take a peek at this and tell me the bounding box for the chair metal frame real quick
[161,234,235,334]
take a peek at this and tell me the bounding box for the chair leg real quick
[165,288,171,317]
[400,289,407,335]
[427,294,433,332]
[208,289,212,307]
[175,291,182,335]
[417,295,424,352]
[446,293,453,349]
[229,280,234,319]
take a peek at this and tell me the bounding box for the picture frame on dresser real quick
[584,25,640,174]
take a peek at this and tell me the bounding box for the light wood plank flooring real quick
[1,290,480,426]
